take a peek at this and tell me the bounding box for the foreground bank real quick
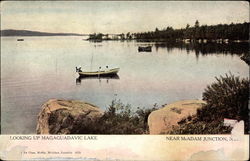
[36,74,249,134]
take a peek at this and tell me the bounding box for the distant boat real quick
[138,46,152,52]
[17,39,24,41]
[76,67,120,77]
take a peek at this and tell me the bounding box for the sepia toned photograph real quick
[0,1,249,137]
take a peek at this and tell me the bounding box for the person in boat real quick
[76,66,82,72]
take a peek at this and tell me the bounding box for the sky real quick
[1,1,249,34]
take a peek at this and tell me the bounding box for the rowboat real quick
[17,39,24,41]
[138,46,152,52]
[77,68,120,77]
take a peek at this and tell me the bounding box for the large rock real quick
[148,100,206,134]
[36,99,104,134]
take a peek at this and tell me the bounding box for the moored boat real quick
[17,39,24,41]
[138,46,152,52]
[77,68,120,77]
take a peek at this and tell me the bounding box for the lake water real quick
[1,36,249,134]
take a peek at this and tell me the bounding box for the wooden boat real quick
[17,39,24,41]
[138,46,152,52]
[77,68,119,77]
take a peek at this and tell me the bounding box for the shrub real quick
[199,74,249,133]
[170,120,232,134]
[73,99,158,134]
[170,74,249,134]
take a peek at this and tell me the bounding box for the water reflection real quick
[154,42,248,56]
[76,74,120,85]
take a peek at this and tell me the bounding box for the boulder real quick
[148,100,206,134]
[36,99,104,134]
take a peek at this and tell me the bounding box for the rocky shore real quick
[148,100,206,134]
[36,99,206,134]
[36,99,103,134]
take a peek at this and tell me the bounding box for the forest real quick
[134,21,249,41]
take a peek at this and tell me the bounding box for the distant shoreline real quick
[1,35,85,37]
[0,29,87,37]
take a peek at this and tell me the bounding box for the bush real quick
[73,99,158,134]
[200,74,249,133]
[171,74,249,134]
[170,120,232,134]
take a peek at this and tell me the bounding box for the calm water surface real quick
[1,36,248,134]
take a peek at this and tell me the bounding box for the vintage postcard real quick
[0,1,249,160]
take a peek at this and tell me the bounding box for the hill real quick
[0,29,86,36]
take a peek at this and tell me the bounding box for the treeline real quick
[88,33,104,40]
[87,32,133,41]
[134,21,249,41]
